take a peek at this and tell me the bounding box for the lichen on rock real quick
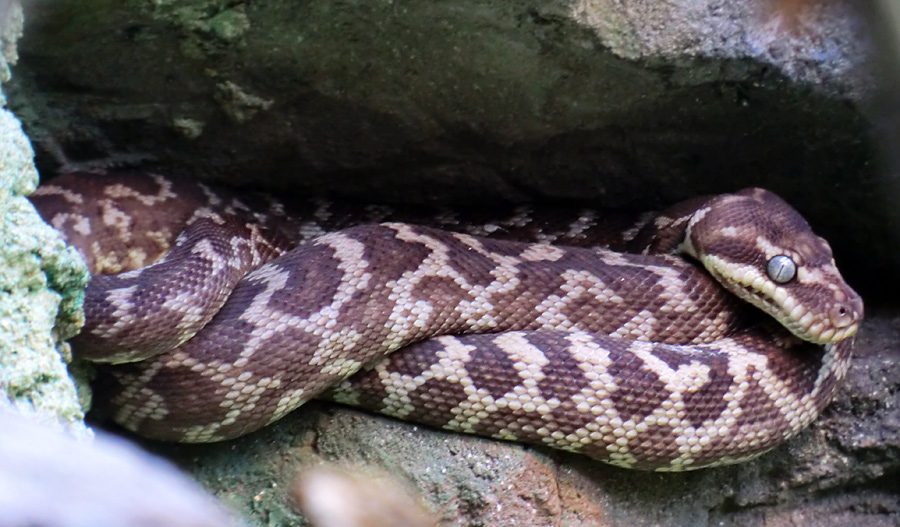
[0,103,90,434]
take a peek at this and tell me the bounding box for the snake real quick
[28,171,863,471]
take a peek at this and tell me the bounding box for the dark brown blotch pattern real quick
[35,174,860,469]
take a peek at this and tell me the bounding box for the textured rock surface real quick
[1,0,89,429]
[6,0,892,301]
[3,0,899,526]
[0,98,88,432]
[574,0,869,92]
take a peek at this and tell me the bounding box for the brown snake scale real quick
[30,171,863,471]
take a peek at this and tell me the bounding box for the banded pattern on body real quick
[29,172,863,471]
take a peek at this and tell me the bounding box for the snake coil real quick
[30,172,863,471]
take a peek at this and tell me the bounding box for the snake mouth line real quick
[729,279,857,344]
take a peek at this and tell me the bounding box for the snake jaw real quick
[693,240,861,346]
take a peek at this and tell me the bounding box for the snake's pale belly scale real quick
[29,172,863,471]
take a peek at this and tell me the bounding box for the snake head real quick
[680,188,864,344]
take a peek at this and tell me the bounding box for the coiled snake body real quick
[30,172,863,471]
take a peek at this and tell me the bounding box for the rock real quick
[5,0,893,300]
[0,56,89,432]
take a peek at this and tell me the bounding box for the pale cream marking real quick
[99,200,133,240]
[519,244,566,262]
[717,226,739,237]
[97,285,139,337]
[191,238,229,275]
[635,262,716,339]
[653,215,674,229]
[753,234,800,264]
[796,264,840,289]
[449,229,521,266]
[104,173,177,206]
[445,333,553,434]
[227,198,252,216]
[613,339,731,464]
[379,336,477,419]
[162,290,211,337]
[613,309,659,341]
[490,334,594,444]
[50,213,91,237]
[299,222,329,243]
[552,334,628,449]
[566,210,597,239]
[328,380,363,406]
[671,340,786,455]
[378,371,425,418]
[750,340,843,436]
[534,269,622,330]
[628,341,712,394]
[320,357,364,377]
[233,235,375,380]
[595,250,634,266]
[197,182,223,207]
[243,223,288,264]
[110,358,167,428]
[620,211,655,243]
[126,248,150,269]
[231,263,291,351]
[151,348,290,442]
[384,224,522,335]
[182,423,225,443]
[145,229,173,255]
[31,185,85,204]
[692,309,735,344]
[313,200,333,223]
[90,241,121,273]
[271,387,309,423]
[502,206,533,229]
[188,207,226,224]
[680,204,712,258]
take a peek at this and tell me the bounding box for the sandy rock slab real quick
[133,311,899,527]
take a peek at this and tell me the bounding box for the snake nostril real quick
[829,302,856,328]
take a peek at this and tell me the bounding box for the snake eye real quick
[767,255,796,283]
